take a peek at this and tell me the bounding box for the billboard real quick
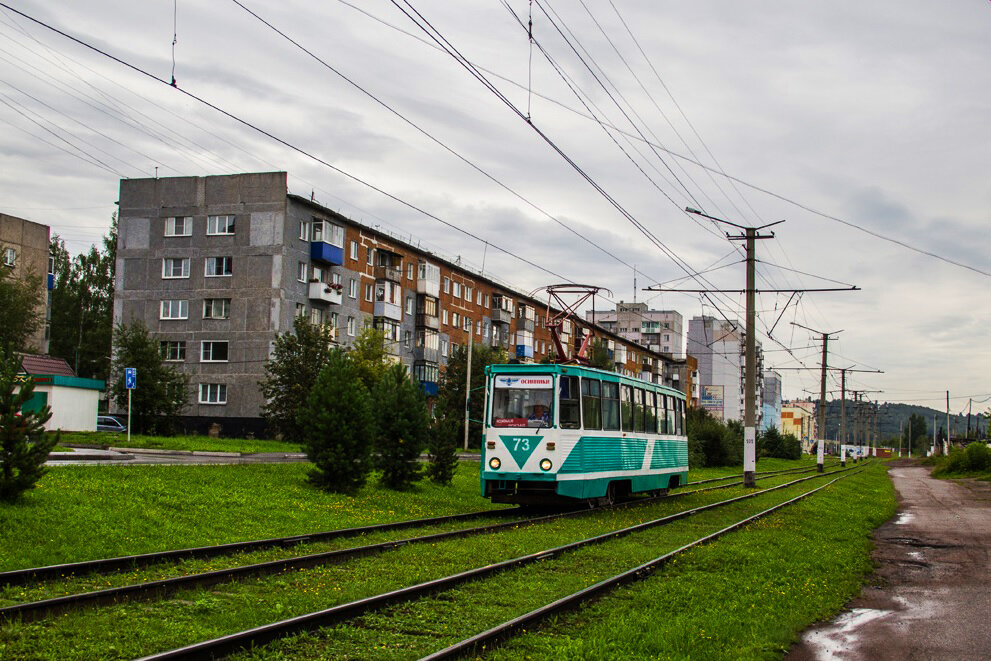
[700,385,724,420]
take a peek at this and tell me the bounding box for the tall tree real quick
[587,338,614,371]
[301,348,374,493]
[259,316,335,444]
[373,363,429,489]
[436,342,508,449]
[110,321,188,434]
[48,214,116,380]
[0,344,59,502]
[0,248,44,352]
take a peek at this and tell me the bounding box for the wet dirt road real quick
[787,464,991,660]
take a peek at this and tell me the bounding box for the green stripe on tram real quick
[650,438,688,469]
[559,437,648,474]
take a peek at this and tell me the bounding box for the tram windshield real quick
[490,374,554,428]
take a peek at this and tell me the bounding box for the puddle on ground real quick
[894,512,914,525]
[802,608,892,659]
[907,551,924,562]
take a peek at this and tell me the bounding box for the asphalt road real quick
[787,464,991,660]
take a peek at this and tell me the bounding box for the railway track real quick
[123,464,864,660]
[0,463,843,625]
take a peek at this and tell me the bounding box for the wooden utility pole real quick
[792,324,841,472]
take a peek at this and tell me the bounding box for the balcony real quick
[415,313,440,330]
[310,241,344,265]
[519,318,535,333]
[308,281,343,304]
[373,300,402,321]
[490,308,512,325]
[417,262,441,297]
[413,346,440,363]
[374,264,402,282]
[514,344,534,360]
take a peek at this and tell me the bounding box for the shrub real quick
[686,407,742,468]
[373,363,429,490]
[426,395,461,485]
[759,426,802,460]
[300,349,374,493]
[0,345,59,502]
[933,442,990,476]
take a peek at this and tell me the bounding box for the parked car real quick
[97,416,127,433]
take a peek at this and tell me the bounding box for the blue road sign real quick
[125,367,137,390]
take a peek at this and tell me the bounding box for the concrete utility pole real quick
[841,369,848,465]
[946,390,951,455]
[908,417,912,458]
[792,324,841,473]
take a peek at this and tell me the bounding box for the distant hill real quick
[795,400,983,442]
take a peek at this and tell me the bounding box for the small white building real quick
[18,355,105,431]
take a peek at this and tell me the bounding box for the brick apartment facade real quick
[115,172,688,436]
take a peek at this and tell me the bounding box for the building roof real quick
[19,353,75,377]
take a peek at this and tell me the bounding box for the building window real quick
[200,341,229,362]
[296,303,306,317]
[203,298,230,319]
[464,316,471,331]
[165,217,191,236]
[207,214,235,235]
[311,307,324,326]
[162,257,190,279]
[366,247,374,265]
[160,340,186,362]
[442,309,448,325]
[347,316,356,337]
[485,294,490,308]
[405,295,414,315]
[349,278,358,299]
[199,383,227,404]
[297,261,307,282]
[443,277,450,294]
[407,263,414,280]
[205,256,232,277]
[312,220,344,247]
[476,320,481,336]
[404,330,412,348]
[332,272,342,287]
[452,312,460,328]
[350,240,358,260]
[330,311,339,330]
[364,283,373,302]
[160,299,188,320]
[476,290,482,305]
[464,286,472,302]
[3,247,16,267]
[299,220,311,241]
[441,338,448,357]
[452,282,462,298]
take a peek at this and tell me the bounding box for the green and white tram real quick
[481,363,689,505]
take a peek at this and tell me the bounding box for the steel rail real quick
[135,465,862,660]
[0,472,773,622]
[0,506,525,587]
[423,467,866,659]
[685,460,840,486]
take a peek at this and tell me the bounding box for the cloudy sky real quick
[1,1,988,411]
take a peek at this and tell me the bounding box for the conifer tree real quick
[301,348,374,493]
[0,345,59,502]
[426,392,460,485]
[373,363,429,490]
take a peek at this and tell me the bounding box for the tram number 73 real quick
[513,438,531,451]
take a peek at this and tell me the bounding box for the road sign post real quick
[125,367,136,443]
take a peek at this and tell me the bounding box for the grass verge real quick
[52,431,301,454]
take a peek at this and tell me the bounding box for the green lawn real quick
[53,431,301,454]
[0,460,893,660]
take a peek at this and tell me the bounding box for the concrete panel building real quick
[1,213,52,352]
[585,302,684,357]
[761,369,782,432]
[782,400,817,450]
[115,172,688,436]
[687,316,764,424]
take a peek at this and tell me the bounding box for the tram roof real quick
[486,363,685,398]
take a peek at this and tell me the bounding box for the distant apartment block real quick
[585,302,683,357]
[687,315,764,424]
[115,172,688,436]
[761,369,782,432]
[782,400,817,450]
[1,212,52,353]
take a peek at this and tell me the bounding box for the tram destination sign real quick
[494,375,553,389]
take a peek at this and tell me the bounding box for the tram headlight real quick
[488,457,501,470]
[539,458,553,471]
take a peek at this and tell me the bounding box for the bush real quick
[935,442,991,476]
[759,426,802,460]
[687,407,742,468]
[373,363,429,490]
[0,345,59,502]
[300,349,374,493]
[426,395,461,486]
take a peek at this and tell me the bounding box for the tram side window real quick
[632,388,645,432]
[559,375,581,429]
[674,398,683,436]
[601,381,620,431]
[662,395,673,435]
[645,391,657,434]
[620,385,634,432]
[581,378,602,430]
[679,399,687,435]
